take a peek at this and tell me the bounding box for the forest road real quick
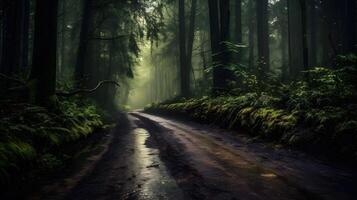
[32,112,357,200]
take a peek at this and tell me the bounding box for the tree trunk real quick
[300,0,309,70]
[29,0,58,105]
[20,0,30,71]
[308,0,317,66]
[219,0,230,66]
[248,0,255,69]
[340,0,356,54]
[208,0,232,94]
[234,0,242,62]
[179,0,190,97]
[75,0,93,87]
[288,0,305,79]
[256,0,270,74]
[278,0,288,81]
[199,32,208,81]
[1,0,23,77]
[186,0,197,89]
[58,0,66,79]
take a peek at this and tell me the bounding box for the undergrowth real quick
[146,54,357,161]
[0,98,105,188]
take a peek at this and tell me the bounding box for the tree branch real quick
[89,35,128,41]
[56,80,120,97]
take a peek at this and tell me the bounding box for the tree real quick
[288,0,305,79]
[75,0,93,87]
[234,0,242,63]
[277,0,289,81]
[256,0,270,74]
[29,0,58,105]
[300,0,309,70]
[208,0,232,94]
[178,0,190,97]
[0,0,29,79]
[247,0,256,69]
[339,0,356,54]
[186,0,197,93]
[308,0,317,66]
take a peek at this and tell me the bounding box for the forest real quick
[0,0,357,199]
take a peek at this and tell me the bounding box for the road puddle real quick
[131,128,186,200]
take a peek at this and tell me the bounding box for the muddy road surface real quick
[31,112,357,200]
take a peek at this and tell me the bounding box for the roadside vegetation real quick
[146,55,357,161]
[0,98,108,192]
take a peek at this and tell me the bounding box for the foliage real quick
[0,99,104,186]
[146,56,357,160]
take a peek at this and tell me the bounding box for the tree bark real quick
[256,0,270,74]
[308,0,317,66]
[179,0,190,97]
[340,0,356,54]
[248,0,255,69]
[1,0,23,77]
[220,0,230,66]
[278,0,288,81]
[58,0,66,79]
[208,0,232,94]
[29,0,58,105]
[234,0,242,62]
[300,0,309,70]
[75,0,93,87]
[186,0,197,90]
[288,0,305,79]
[20,0,30,71]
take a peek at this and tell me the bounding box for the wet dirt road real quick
[32,112,357,200]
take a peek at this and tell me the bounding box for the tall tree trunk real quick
[29,0,58,105]
[248,0,255,69]
[308,0,317,66]
[208,0,232,94]
[234,0,242,62]
[20,0,30,71]
[300,0,309,70]
[58,0,66,79]
[341,0,356,54]
[179,0,190,97]
[208,0,220,66]
[288,0,305,79]
[256,0,270,74]
[75,0,93,87]
[278,0,288,81]
[220,0,231,66]
[186,0,197,88]
[199,32,208,81]
[1,1,23,77]
[318,0,334,66]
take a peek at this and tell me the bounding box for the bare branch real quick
[56,80,120,97]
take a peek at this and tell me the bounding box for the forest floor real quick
[29,112,357,200]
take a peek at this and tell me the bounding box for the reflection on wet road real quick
[131,128,185,200]
[36,115,186,200]
[132,112,357,200]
